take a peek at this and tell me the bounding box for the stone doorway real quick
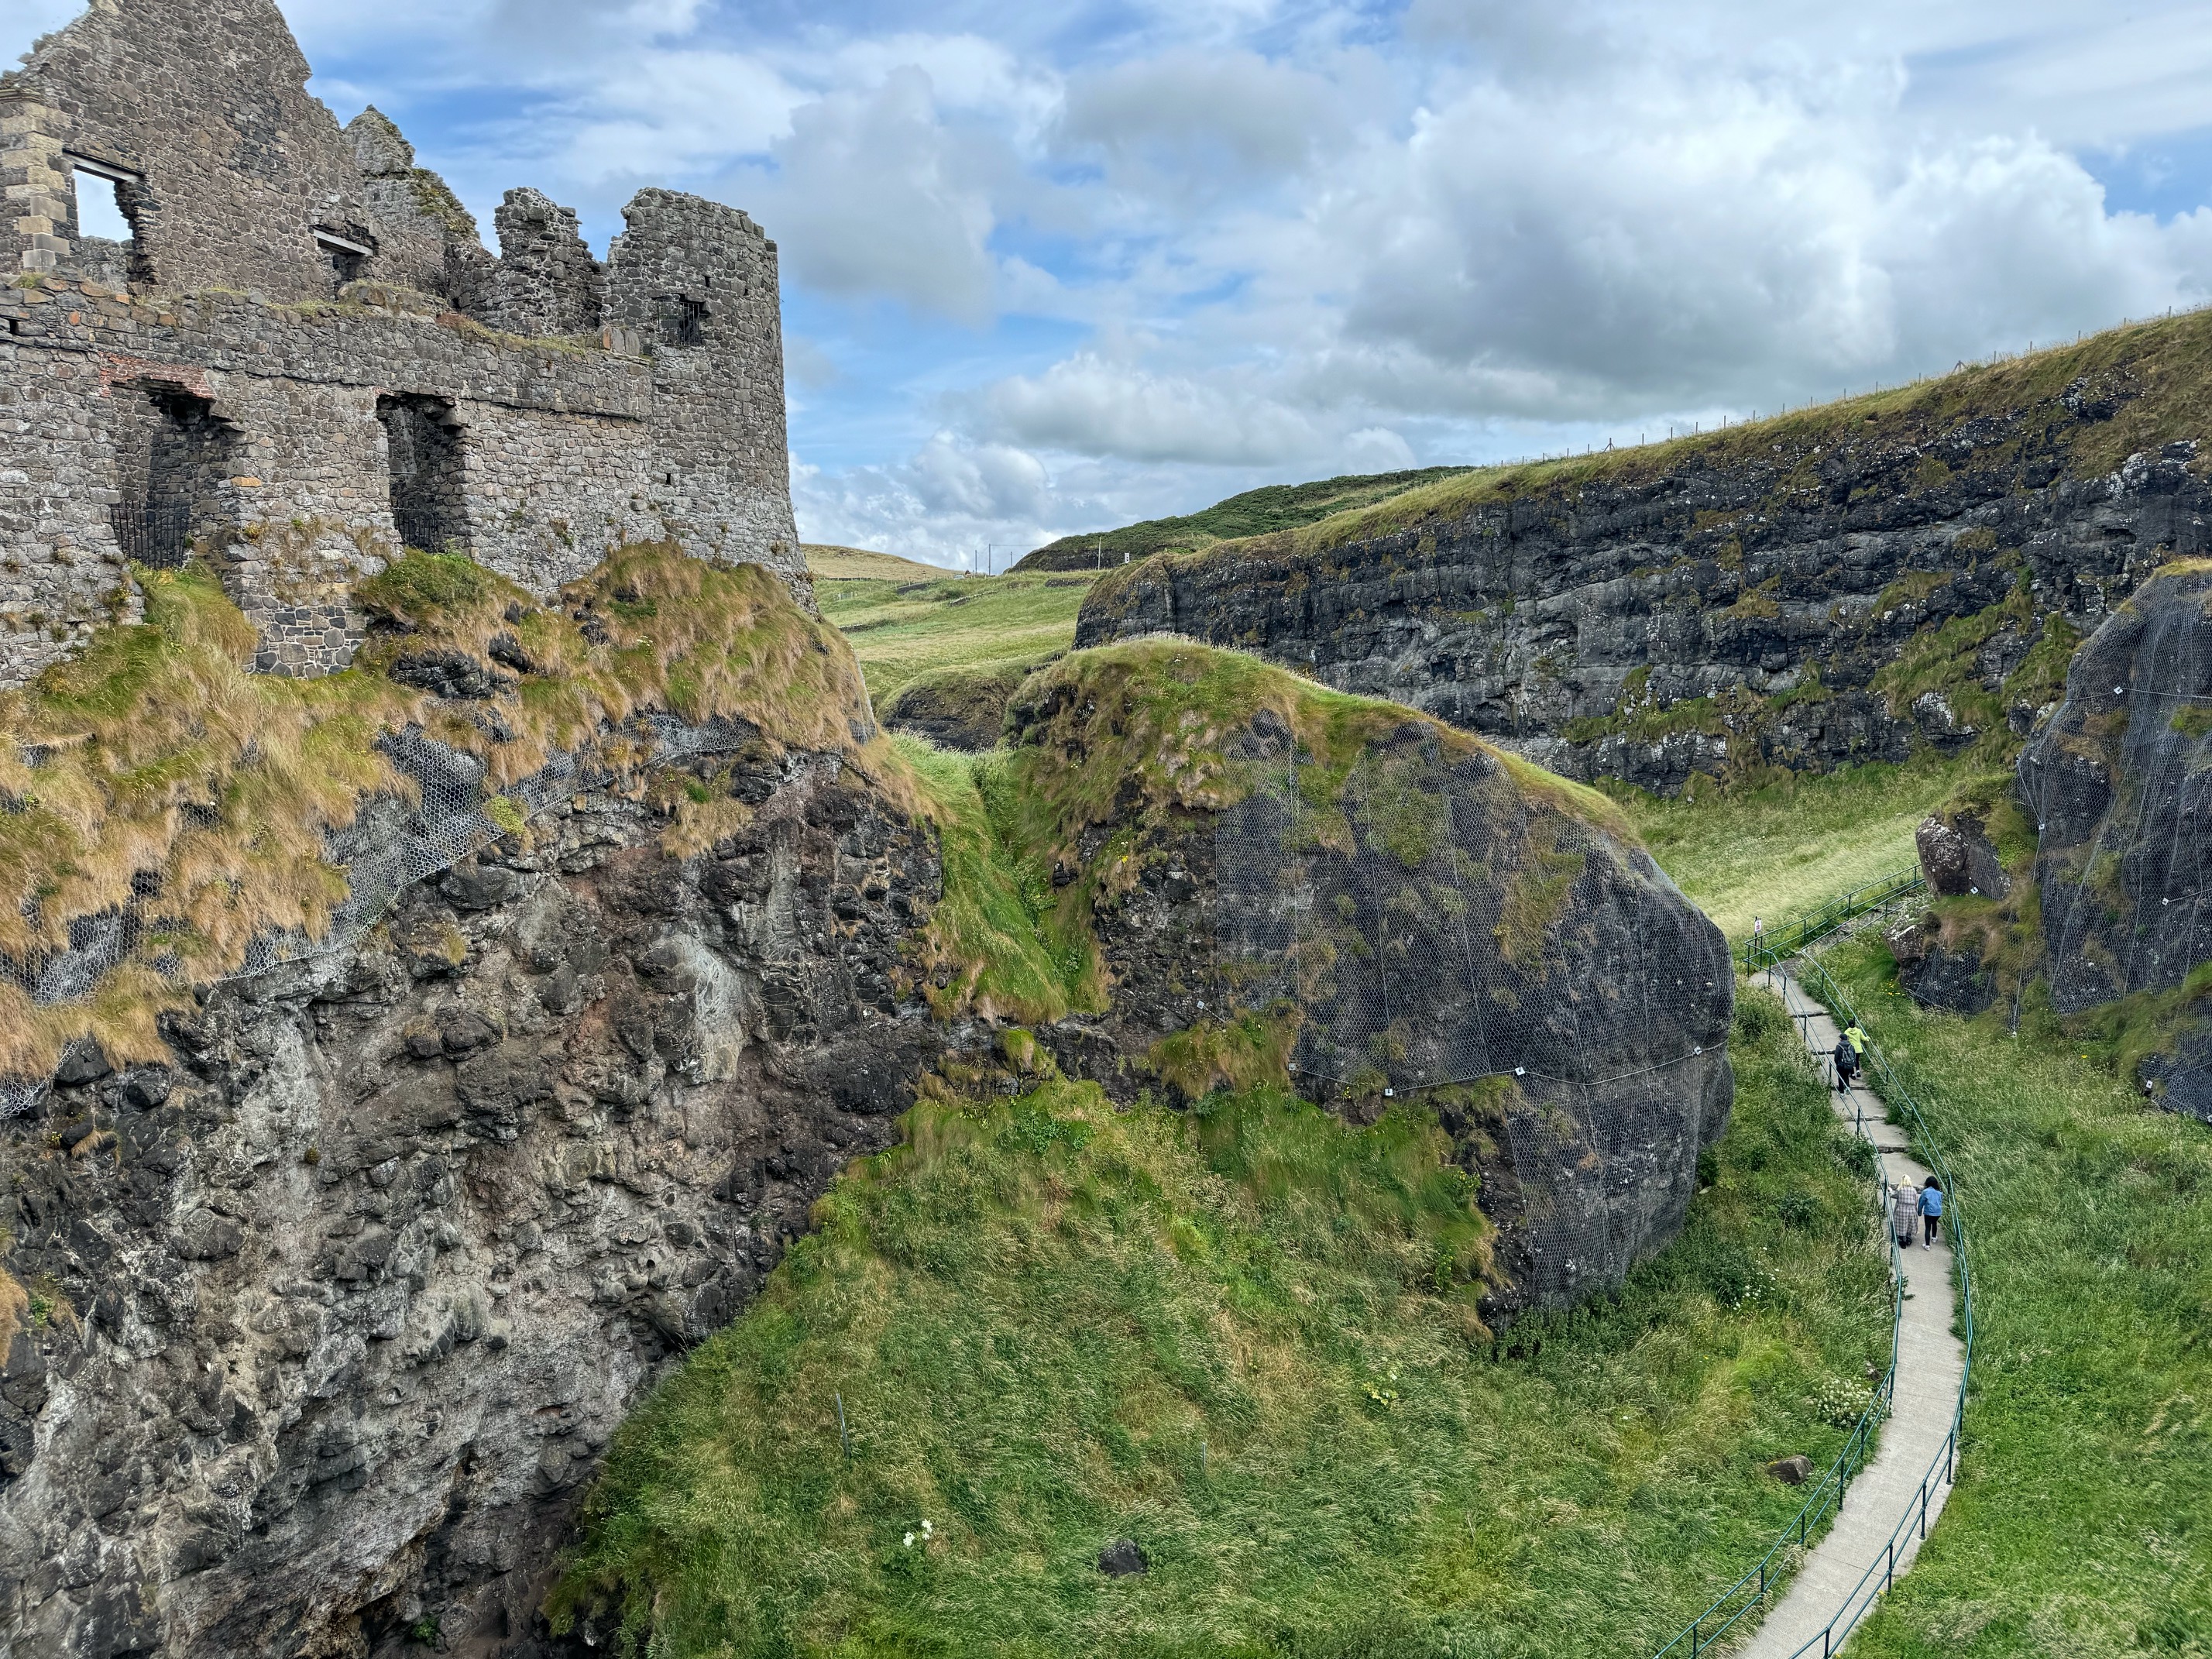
[377,394,469,554]
[108,386,235,568]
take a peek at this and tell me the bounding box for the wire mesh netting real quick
[2021,568,2212,1121]
[0,713,764,1118]
[1213,723,1734,1298]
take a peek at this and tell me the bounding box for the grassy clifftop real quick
[1115,307,2212,574]
[1013,467,1476,573]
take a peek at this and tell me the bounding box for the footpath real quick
[1732,963,1967,1659]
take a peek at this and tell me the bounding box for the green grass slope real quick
[1815,936,2212,1659]
[1013,468,1476,572]
[554,989,1889,1658]
[1608,756,1985,943]
[815,567,1099,705]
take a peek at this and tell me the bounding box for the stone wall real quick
[0,1,809,689]
[479,190,605,341]
[1,0,380,303]
[606,191,802,577]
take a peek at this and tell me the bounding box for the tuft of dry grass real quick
[0,546,881,1080]
[0,1260,27,1365]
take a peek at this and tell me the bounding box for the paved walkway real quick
[1730,963,1967,1659]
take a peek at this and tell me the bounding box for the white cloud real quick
[979,354,1331,465]
[1057,49,1347,191]
[751,67,1009,322]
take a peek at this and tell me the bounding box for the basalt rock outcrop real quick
[878,658,1051,753]
[1078,325,2212,795]
[0,745,954,1657]
[2020,559,2212,1120]
[1,620,1736,1655]
[1001,647,1736,1318]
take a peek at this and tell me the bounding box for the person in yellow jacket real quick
[1843,1023,1867,1060]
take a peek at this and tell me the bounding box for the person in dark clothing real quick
[1832,1036,1858,1092]
[1918,1176,1944,1246]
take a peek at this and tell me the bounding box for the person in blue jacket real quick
[1918,1176,1944,1247]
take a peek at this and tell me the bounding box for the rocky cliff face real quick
[1000,648,1735,1318]
[1,630,1736,1658]
[0,747,948,1658]
[1078,331,2212,794]
[2019,560,2212,1121]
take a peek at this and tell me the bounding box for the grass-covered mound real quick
[552,988,1888,1657]
[1816,937,2212,1659]
[0,546,888,1080]
[895,638,1639,1032]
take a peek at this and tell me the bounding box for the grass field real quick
[813,565,1099,704]
[805,544,957,582]
[1815,937,2212,1659]
[1610,757,1984,941]
[555,991,1891,1657]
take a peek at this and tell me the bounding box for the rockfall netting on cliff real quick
[1213,720,1735,1300]
[2021,558,2212,1121]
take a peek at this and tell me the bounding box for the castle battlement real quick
[0,0,802,685]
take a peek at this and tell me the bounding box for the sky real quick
[13,1,2212,568]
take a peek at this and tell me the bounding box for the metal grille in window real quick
[109,500,193,568]
[392,501,453,555]
[668,297,708,347]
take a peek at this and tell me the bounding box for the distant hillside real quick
[802,543,956,581]
[1011,466,1475,572]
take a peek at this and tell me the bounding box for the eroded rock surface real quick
[0,751,946,1657]
[2021,560,2212,1120]
[0,662,1739,1656]
[1077,404,2210,793]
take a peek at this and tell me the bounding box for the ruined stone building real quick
[0,0,803,688]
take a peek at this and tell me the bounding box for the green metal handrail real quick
[1739,868,1926,973]
[1650,874,1973,1659]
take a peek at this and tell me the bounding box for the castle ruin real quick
[0,0,804,686]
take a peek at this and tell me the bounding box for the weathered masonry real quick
[0,0,803,686]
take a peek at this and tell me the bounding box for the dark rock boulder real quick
[1097,1538,1149,1577]
[1917,812,2010,899]
[1887,915,1998,1016]
[879,659,1050,752]
[2020,559,2212,1120]
[1005,647,1735,1321]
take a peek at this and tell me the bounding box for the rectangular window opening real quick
[666,297,709,348]
[110,387,235,569]
[378,394,469,555]
[317,228,375,297]
[74,170,133,243]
